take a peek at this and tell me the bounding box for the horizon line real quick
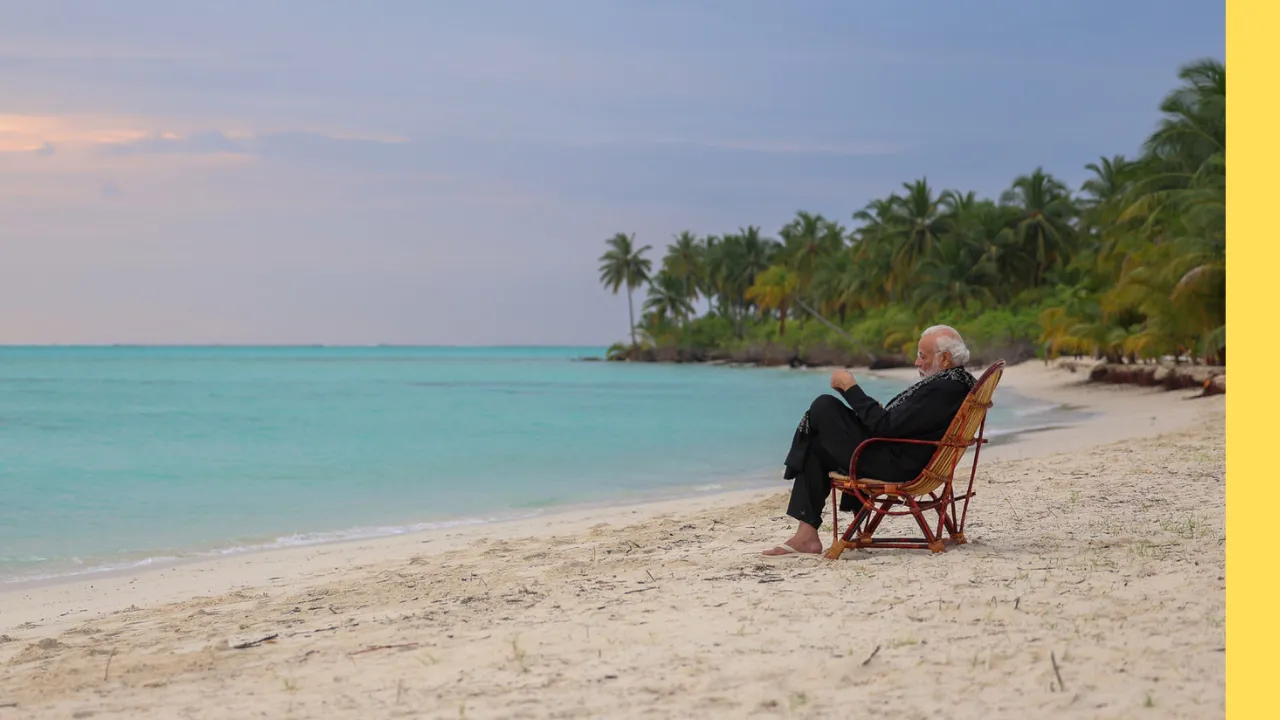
[0,343,613,349]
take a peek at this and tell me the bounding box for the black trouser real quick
[783,395,868,529]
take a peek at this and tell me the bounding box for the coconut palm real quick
[745,265,800,337]
[644,272,695,327]
[999,168,1077,288]
[597,232,652,348]
[778,212,845,296]
[889,178,950,272]
[662,231,705,311]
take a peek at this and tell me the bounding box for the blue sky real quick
[0,1,1224,344]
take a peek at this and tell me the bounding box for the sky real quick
[0,1,1224,345]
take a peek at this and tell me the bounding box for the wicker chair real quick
[824,361,1005,560]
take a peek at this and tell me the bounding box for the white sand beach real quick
[0,363,1225,719]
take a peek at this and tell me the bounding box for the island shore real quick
[0,363,1225,718]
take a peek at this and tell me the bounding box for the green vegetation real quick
[597,58,1225,367]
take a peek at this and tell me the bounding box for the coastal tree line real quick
[598,58,1225,367]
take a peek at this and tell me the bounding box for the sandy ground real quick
[0,362,1225,719]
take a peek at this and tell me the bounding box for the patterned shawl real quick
[883,366,976,411]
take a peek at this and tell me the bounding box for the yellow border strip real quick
[1227,1,1272,717]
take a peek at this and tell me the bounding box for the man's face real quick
[914,335,946,378]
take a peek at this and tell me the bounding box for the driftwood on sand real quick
[1057,359,1225,395]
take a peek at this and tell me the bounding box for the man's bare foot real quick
[761,537,823,556]
[762,521,823,556]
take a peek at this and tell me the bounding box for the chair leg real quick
[826,494,875,560]
[825,489,847,560]
[858,498,895,540]
[906,497,945,553]
[943,509,966,544]
[933,499,949,549]
[941,491,969,545]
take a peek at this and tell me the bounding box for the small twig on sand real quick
[349,643,420,656]
[624,587,658,595]
[1051,651,1066,691]
[103,648,118,682]
[0,702,18,709]
[286,625,340,638]
[1014,597,1021,611]
[645,570,657,582]
[861,645,881,666]
[231,633,279,649]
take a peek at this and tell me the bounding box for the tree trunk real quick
[627,286,636,348]
[681,276,690,327]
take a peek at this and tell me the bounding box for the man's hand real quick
[830,369,856,391]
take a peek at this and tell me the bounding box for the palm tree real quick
[597,232,653,348]
[1144,58,1225,167]
[662,231,705,314]
[999,168,1077,288]
[644,272,695,327]
[889,178,949,272]
[745,265,799,337]
[851,196,904,302]
[912,234,999,313]
[778,212,844,296]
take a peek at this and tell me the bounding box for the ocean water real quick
[0,347,1076,583]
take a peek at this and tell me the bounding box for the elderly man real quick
[763,325,977,556]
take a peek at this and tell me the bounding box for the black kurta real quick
[782,368,975,529]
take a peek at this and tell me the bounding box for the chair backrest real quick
[901,360,1005,496]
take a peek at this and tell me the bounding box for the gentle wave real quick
[1011,402,1065,417]
[0,511,541,586]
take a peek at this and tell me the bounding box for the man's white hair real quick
[922,325,971,366]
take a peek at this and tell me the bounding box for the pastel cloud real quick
[100,129,409,158]
[0,114,153,152]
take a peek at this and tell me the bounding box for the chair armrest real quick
[848,436,986,481]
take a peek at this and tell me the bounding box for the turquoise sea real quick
[0,347,1076,583]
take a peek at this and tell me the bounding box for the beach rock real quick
[798,343,866,368]
[869,354,911,370]
[704,347,733,362]
[651,346,680,363]
[759,345,797,367]
[1205,374,1226,395]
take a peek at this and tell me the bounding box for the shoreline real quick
[0,361,1225,718]
[609,351,1228,396]
[0,362,1221,626]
